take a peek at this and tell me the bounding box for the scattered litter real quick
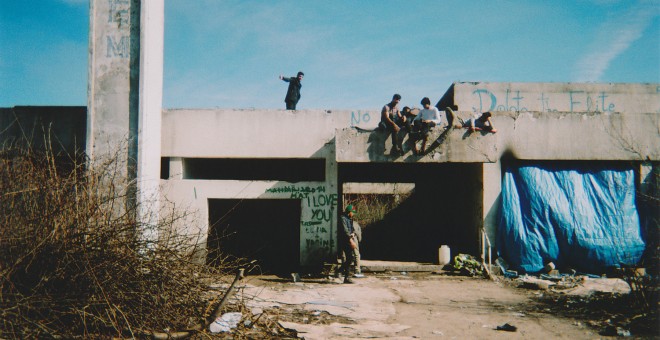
[453,254,483,276]
[512,312,526,317]
[210,312,242,333]
[432,330,444,336]
[401,271,408,275]
[496,257,519,278]
[496,323,517,332]
[519,276,554,290]
[539,273,565,281]
[543,262,555,272]
[601,325,631,337]
[291,273,301,282]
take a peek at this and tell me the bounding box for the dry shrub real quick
[344,193,411,228]
[0,144,235,338]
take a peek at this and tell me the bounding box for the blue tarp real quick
[498,163,645,274]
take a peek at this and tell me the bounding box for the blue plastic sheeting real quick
[498,163,645,274]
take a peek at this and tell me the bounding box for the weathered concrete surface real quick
[159,83,658,269]
[360,260,443,273]
[495,110,659,161]
[162,109,357,158]
[238,274,600,339]
[336,110,660,163]
[336,125,498,163]
[160,138,339,267]
[439,81,660,114]
[160,109,365,267]
[343,182,415,194]
[87,0,140,163]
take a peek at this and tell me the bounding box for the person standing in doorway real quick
[352,221,364,278]
[338,204,358,284]
[279,71,304,110]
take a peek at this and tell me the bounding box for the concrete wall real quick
[336,110,659,163]
[162,108,379,157]
[439,82,660,114]
[436,82,660,254]
[160,96,659,267]
[161,109,363,267]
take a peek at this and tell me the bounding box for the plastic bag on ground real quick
[210,312,243,333]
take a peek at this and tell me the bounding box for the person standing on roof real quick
[279,71,304,110]
[412,97,443,154]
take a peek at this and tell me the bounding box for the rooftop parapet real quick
[336,110,660,163]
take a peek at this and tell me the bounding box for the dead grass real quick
[0,143,244,338]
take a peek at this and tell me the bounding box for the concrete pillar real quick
[87,0,140,172]
[168,157,184,180]
[483,162,501,255]
[87,0,164,244]
[137,0,164,243]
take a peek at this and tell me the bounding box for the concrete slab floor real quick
[233,272,601,339]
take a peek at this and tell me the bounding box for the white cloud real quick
[574,1,658,82]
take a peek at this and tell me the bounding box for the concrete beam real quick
[343,182,415,194]
[335,126,499,163]
[335,111,659,163]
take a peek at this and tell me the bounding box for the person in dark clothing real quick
[338,204,357,284]
[380,94,403,155]
[279,71,304,110]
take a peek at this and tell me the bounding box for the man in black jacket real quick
[279,71,304,110]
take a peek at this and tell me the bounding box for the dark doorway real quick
[340,162,483,262]
[207,199,301,274]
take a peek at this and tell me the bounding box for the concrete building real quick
[159,82,659,272]
[1,1,658,274]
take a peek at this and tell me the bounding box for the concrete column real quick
[87,0,140,172]
[87,0,164,245]
[326,143,339,261]
[168,157,184,180]
[483,162,501,254]
[136,0,164,242]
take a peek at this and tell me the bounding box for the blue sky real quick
[1,0,658,109]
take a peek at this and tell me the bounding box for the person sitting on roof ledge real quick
[411,97,443,154]
[446,108,497,133]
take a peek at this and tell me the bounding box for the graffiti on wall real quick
[106,0,130,59]
[351,110,373,126]
[265,185,338,253]
[470,88,620,113]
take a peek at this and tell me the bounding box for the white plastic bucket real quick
[438,245,451,265]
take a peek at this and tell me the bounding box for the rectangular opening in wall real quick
[160,157,170,179]
[183,158,325,181]
[340,163,483,262]
[207,199,301,274]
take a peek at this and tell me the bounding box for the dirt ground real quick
[228,271,656,339]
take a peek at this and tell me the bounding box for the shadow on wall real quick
[363,125,459,162]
